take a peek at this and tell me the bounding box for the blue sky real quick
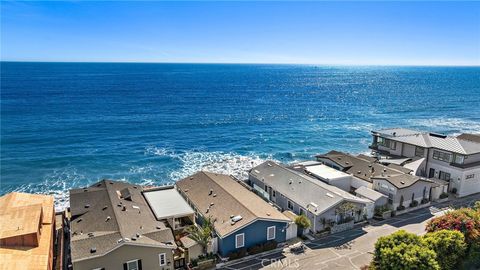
[1,1,479,65]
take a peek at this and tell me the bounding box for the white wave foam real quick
[9,166,86,211]
[408,118,480,135]
[146,147,276,181]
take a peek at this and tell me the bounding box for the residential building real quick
[354,186,388,208]
[0,192,56,270]
[143,186,197,266]
[370,128,480,197]
[176,171,292,257]
[316,150,411,191]
[69,180,177,270]
[249,161,372,233]
[372,174,434,210]
[297,163,354,192]
[316,150,442,211]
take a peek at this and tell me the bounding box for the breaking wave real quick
[408,117,480,135]
[145,146,277,181]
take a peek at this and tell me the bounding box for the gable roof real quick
[355,186,387,202]
[69,180,175,262]
[176,171,289,238]
[316,150,405,183]
[372,174,434,189]
[250,161,369,216]
[372,128,480,155]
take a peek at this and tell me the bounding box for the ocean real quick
[1,62,479,209]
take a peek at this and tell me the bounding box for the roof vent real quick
[266,212,271,216]
[326,193,334,198]
[136,233,141,238]
[120,188,132,201]
[400,181,405,185]
[254,169,260,174]
[122,206,127,211]
[85,204,90,208]
[345,161,349,165]
[213,193,217,197]
[209,189,213,195]
[102,205,108,210]
[190,177,194,180]
[210,202,214,206]
[105,216,111,222]
[132,237,137,241]
[383,168,387,172]
[429,133,447,139]
[132,205,140,210]
[83,188,88,192]
[357,171,361,174]
[267,163,272,167]
[77,218,83,223]
[206,208,209,214]
[88,232,94,237]
[90,247,96,253]
[231,215,243,223]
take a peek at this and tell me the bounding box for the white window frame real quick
[159,253,166,266]
[287,200,293,210]
[267,226,276,240]
[235,233,245,248]
[126,259,139,270]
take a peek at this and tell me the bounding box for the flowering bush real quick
[426,208,480,244]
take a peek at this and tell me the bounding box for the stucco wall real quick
[73,244,174,270]
[373,179,432,209]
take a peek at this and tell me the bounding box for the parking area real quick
[220,194,480,270]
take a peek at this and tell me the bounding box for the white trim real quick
[72,242,175,263]
[159,253,166,266]
[235,233,245,248]
[267,226,276,240]
[126,259,139,270]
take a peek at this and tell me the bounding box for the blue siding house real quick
[176,171,292,257]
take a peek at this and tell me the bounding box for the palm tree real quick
[186,217,214,254]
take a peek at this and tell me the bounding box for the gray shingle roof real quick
[372,174,434,189]
[250,161,369,216]
[69,180,175,262]
[316,151,405,183]
[176,172,289,238]
[372,128,480,155]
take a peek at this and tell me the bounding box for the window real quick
[267,226,276,240]
[466,174,475,179]
[454,155,465,164]
[92,268,105,270]
[272,190,276,197]
[235,233,245,248]
[287,200,293,210]
[433,150,452,162]
[415,147,424,157]
[439,171,451,181]
[159,253,166,266]
[125,260,140,270]
[378,137,391,148]
[264,185,268,192]
[390,141,396,150]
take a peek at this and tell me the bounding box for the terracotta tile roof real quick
[0,192,55,270]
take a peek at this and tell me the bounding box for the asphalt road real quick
[220,194,480,270]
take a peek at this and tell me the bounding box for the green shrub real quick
[262,240,278,251]
[372,230,440,270]
[410,200,419,207]
[474,201,480,211]
[228,248,247,260]
[295,214,311,229]
[397,205,405,211]
[421,198,429,204]
[422,230,467,270]
[247,244,263,255]
[439,192,449,199]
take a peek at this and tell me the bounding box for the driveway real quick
[220,194,480,270]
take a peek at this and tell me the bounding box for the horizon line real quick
[1,60,479,67]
